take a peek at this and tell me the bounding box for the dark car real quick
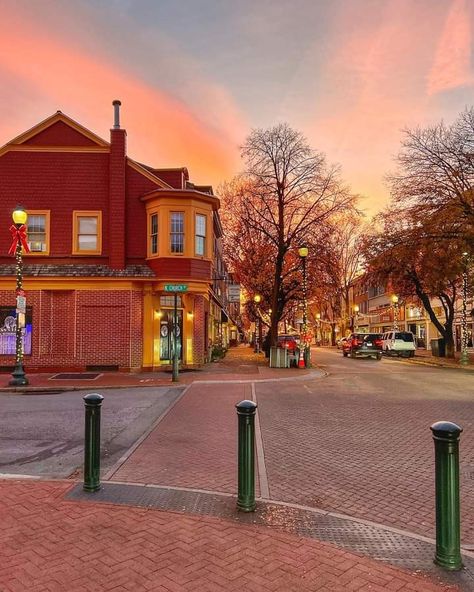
[343,333,383,360]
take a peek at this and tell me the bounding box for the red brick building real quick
[0,101,229,371]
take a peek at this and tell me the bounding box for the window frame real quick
[72,211,102,255]
[170,211,184,254]
[25,210,50,256]
[148,211,159,257]
[195,213,206,257]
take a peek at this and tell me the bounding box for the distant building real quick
[0,102,233,371]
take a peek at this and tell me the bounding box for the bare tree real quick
[220,123,355,347]
[389,108,474,245]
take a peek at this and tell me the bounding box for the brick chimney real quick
[109,100,126,269]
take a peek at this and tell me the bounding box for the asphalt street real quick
[0,386,184,478]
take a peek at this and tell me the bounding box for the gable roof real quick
[2,111,110,150]
[0,110,172,189]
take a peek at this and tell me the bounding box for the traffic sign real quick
[164,284,188,292]
[16,295,26,314]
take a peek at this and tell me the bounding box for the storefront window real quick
[0,306,32,355]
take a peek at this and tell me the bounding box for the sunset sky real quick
[1,0,473,214]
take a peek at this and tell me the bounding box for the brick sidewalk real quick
[111,382,259,495]
[0,479,458,592]
[0,345,312,392]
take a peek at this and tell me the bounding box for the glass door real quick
[159,309,183,362]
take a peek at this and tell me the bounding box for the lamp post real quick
[298,245,309,367]
[460,252,469,366]
[316,312,321,346]
[172,293,179,382]
[253,294,261,353]
[8,205,30,386]
[392,295,399,330]
[353,305,359,332]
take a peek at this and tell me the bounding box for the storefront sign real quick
[228,284,241,303]
[164,284,188,292]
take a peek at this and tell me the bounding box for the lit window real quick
[195,214,206,256]
[170,212,184,253]
[150,213,158,255]
[73,211,102,254]
[27,211,50,254]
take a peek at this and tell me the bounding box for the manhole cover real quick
[50,373,101,380]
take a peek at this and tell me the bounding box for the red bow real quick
[8,224,30,256]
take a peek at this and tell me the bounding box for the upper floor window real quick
[27,210,50,255]
[170,212,184,254]
[150,213,158,255]
[73,211,102,255]
[195,214,206,256]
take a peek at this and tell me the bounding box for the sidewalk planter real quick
[270,347,289,368]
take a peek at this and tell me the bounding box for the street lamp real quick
[391,295,399,330]
[253,294,261,353]
[353,305,359,332]
[460,252,469,366]
[298,245,310,367]
[8,205,30,386]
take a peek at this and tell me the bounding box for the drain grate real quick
[50,373,101,380]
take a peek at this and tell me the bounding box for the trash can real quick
[430,338,446,357]
[270,346,289,368]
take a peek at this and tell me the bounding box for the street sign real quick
[16,295,26,314]
[228,284,241,303]
[164,284,188,292]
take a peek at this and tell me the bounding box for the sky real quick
[0,0,473,214]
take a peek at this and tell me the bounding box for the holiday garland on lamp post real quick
[9,206,30,386]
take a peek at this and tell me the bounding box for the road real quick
[256,347,474,544]
[0,386,183,478]
[0,348,472,548]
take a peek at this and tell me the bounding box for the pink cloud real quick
[427,0,473,95]
[0,5,247,187]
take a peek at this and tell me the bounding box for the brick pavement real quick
[111,382,261,495]
[255,365,474,545]
[0,479,459,592]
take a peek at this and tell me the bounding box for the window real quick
[170,212,184,253]
[73,211,102,254]
[195,214,206,256]
[150,213,158,255]
[26,211,50,254]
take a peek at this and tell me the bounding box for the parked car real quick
[381,331,416,357]
[343,333,383,360]
[277,334,300,367]
[337,337,348,349]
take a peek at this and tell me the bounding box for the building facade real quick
[0,102,232,371]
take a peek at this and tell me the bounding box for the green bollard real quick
[83,393,104,492]
[236,400,257,512]
[430,421,463,571]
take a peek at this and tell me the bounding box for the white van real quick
[382,331,416,357]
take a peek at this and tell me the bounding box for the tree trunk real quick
[270,248,285,348]
[444,326,455,359]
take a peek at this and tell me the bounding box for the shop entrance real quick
[159,309,183,362]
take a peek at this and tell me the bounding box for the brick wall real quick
[0,151,109,261]
[109,129,126,269]
[0,288,143,371]
[193,295,205,365]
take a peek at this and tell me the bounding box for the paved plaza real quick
[0,346,473,591]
